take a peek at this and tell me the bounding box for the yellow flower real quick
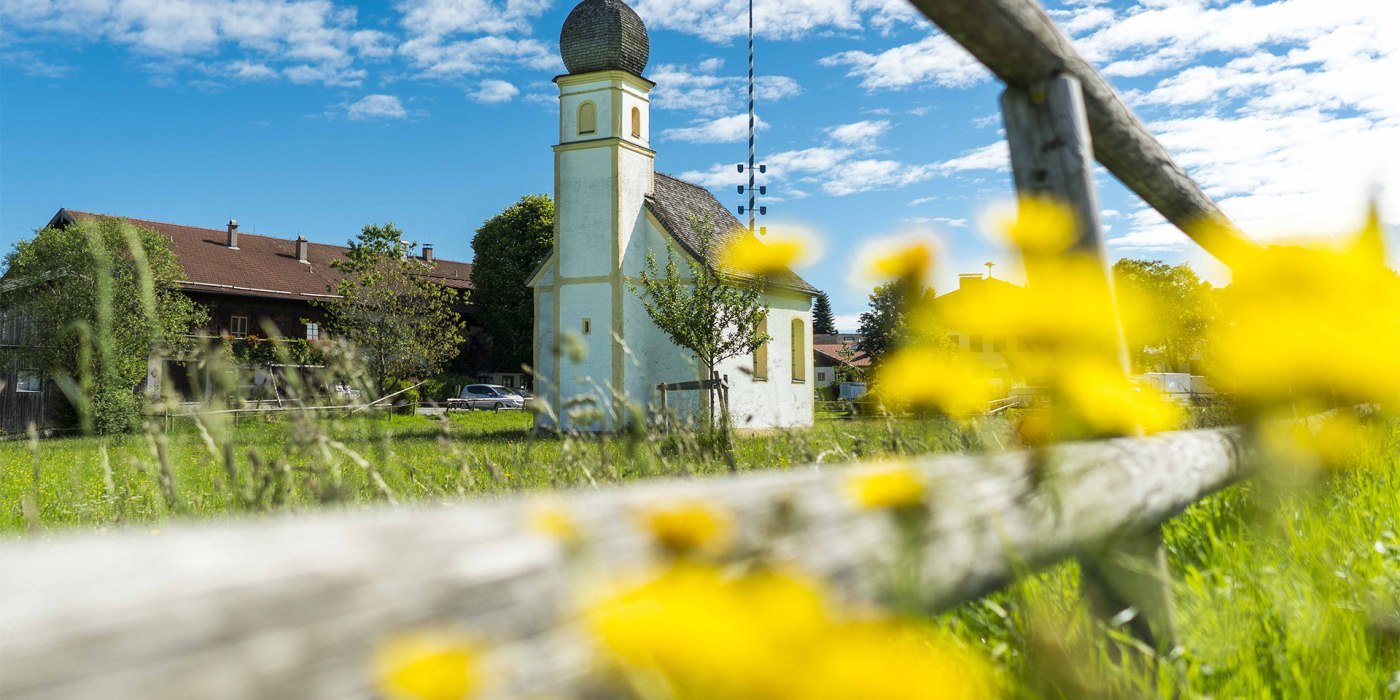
[1058,362,1184,436]
[860,236,937,284]
[872,347,995,416]
[374,629,480,700]
[1262,411,1374,471]
[846,465,926,510]
[643,502,733,555]
[1205,211,1400,409]
[528,503,579,545]
[795,622,1000,700]
[719,229,814,277]
[995,196,1077,255]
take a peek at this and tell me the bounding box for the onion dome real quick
[559,0,650,77]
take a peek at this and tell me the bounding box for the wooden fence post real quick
[1001,73,1178,649]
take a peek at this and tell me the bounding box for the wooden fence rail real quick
[0,427,1248,699]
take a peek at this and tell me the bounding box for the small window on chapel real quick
[753,313,769,381]
[582,318,592,335]
[630,106,642,138]
[578,101,597,135]
[790,318,806,383]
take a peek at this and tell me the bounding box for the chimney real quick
[295,235,309,263]
[226,219,239,249]
[422,243,434,262]
[958,273,984,290]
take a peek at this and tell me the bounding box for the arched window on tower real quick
[630,106,642,138]
[791,318,806,382]
[577,101,597,135]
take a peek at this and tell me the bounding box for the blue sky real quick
[2,0,1396,330]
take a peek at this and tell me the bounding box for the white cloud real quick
[632,0,858,41]
[344,94,408,120]
[663,114,766,143]
[393,0,559,76]
[826,119,890,148]
[650,59,801,116]
[932,141,1008,174]
[1,0,390,86]
[819,32,988,91]
[471,78,519,103]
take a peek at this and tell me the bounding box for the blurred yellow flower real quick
[1262,411,1374,471]
[861,236,937,284]
[528,503,579,545]
[1205,211,1400,409]
[873,347,995,416]
[996,196,1077,255]
[1059,362,1184,436]
[846,465,926,510]
[587,563,998,700]
[719,229,814,277]
[374,629,480,700]
[643,502,733,555]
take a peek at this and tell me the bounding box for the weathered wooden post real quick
[1001,74,1178,648]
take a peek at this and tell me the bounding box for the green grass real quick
[945,418,1400,697]
[0,411,994,532]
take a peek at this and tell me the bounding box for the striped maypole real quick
[746,0,756,235]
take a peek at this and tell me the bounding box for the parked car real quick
[447,384,526,411]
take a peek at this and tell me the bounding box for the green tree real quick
[470,195,554,373]
[631,218,768,430]
[320,223,466,394]
[811,291,837,335]
[856,281,936,364]
[1112,259,1216,372]
[1,217,207,434]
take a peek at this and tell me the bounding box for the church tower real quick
[536,0,656,429]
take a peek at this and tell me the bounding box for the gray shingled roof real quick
[559,0,649,77]
[646,173,817,295]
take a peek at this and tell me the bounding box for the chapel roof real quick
[645,173,818,296]
[44,209,473,302]
[559,0,650,77]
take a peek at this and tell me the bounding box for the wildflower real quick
[643,502,732,555]
[860,235,938,285]
[374,629,480,700]
[995,196,1077,255]
[528,503,579,545]
[872,347,995,416]
[1261,411,1374,471]
[1058,362,1184,436]
[795,622,999,700]
[719,229,814,277]
[846,465,926,510]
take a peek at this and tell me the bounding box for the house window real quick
[582,318,592,335]
[992,336,1006,352]
[16,370,42,393]
[969,334,983,352]
[753,313,769,380]
[817,369,828,382]
[630,106,642,137]
[791,318,806,383]
[947,333,961,348]
[305,322,320,341]
[231,315,248,338]
[578,101,597,135]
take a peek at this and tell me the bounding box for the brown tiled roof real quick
[50,210,473,302]
[813,343,869,368]
[645,173,817,296]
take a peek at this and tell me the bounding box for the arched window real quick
[630,106,642,138]
[791,318,806,382]
[753,312,769,381]
[577,101,597,135]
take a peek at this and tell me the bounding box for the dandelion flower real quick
[643,502,733,555]
[996,196,1077,255]
[846,465,926,510]
[528,503,579,545]
[719,229,814,277]
[1059,361,1184,436]
[873,347,995,416]
[859,235,938,284]
[374,629,480,700]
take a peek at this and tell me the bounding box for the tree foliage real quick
[811,291,837,335]
[320,223,466,393]
[1,217,207,434]
[856,280,936,365]
[1112,259,1216,372]
[631,218,768,427]
[470,195,554,373]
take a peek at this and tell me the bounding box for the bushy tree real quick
[856,281,936,365]
[1,217,207,434]
[1112,259,1215,372]
[812,291,837,335]
[320,223,466,393]
[631,218,768,430]
[470,195,554,373]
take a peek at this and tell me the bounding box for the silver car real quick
[447,384,526,411]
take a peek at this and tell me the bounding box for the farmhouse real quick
[1,210,487,432]
[529,0,817,431]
